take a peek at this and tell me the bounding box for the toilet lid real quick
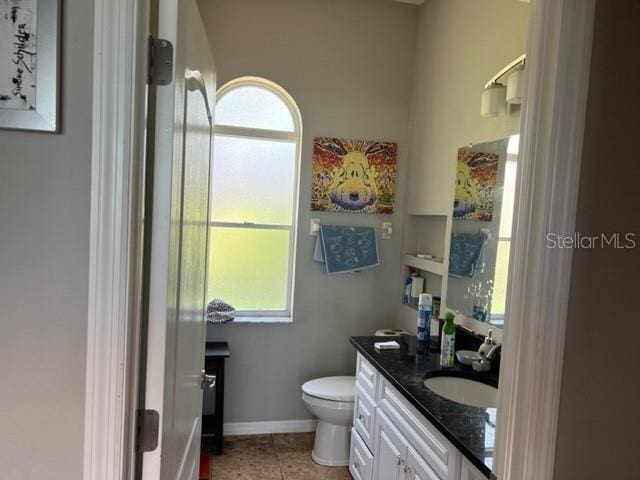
[302,376,356,402]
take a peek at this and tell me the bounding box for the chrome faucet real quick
[472,344,501,373]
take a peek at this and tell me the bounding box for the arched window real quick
[208,77,302,320]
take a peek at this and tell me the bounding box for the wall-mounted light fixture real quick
[481,54,526,117]
[506,66,524,104]
[481,83,507,117]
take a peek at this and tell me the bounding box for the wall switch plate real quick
[310,218,320,235]
[382,222,393,239]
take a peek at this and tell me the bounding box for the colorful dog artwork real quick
[453,147,499,222]
[311,137,398,214]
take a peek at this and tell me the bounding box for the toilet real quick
[301,376,356,466]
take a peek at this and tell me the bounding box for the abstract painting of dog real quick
[453,147,499,221]
[311,137,398,214]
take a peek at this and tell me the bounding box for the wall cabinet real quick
[351,353,486,480]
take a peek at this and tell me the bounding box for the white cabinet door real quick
[461,458,487,480]
[405,445,440,480]
[373,410,408,480]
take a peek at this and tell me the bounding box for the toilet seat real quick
[301,392,354,411]
[301,376,355,402]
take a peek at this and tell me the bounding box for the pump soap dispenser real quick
[478,330,495,358]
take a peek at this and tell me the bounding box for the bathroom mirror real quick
[446,135,519,328]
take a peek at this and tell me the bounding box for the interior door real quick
[141,0,215,479]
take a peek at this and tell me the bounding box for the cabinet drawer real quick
[356,354,379,399]
[380,379,460,480]
[350,428,373,480]
[354,383,376,450]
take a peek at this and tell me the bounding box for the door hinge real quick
[135,409,160,453]
[148,37,174,86]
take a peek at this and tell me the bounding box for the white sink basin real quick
[423,376,498,408]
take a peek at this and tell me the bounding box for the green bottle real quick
[440,312,456,367]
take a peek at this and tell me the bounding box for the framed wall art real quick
[0,0,60,132]
[311,137,398,214]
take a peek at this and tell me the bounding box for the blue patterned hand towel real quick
[316,225,379,274]
[448,232,486,278]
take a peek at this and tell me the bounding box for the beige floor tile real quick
[278,451,331,480]
[324,467,352,479]
[223,435,277,456]
[211,434,352,480]
[211,452,282,480]
[273,432,315,454]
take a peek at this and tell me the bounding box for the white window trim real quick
[215,124,298,143]
[212,76,303,320]
[231,316,293,324]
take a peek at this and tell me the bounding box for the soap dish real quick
[456,350,482,366]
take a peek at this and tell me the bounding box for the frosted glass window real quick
[216,85,295,132]
[492,145,518,319]
[498,160,517,238]
[208,228,290,311]
[208,78,301,319]
[211,136,295,225]
[492,240,511,315]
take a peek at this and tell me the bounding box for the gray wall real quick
[553,1,640,478]
[395,0,529,333]
[198,0,418,423]
[403,0,528,216]
[0,0,94,479]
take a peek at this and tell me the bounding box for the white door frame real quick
[495,0,596,479]
[83,0,150,479]
[83,1,596,480]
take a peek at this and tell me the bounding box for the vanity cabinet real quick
[351,353,483,480]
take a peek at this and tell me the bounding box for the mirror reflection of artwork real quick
[447,136,519,328]
[453,148,499,222]
[311,137,398,214]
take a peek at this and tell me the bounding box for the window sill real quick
[228,316,293,324]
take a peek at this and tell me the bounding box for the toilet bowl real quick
[301,376,355,466]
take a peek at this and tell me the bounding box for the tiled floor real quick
[210,433,353,480]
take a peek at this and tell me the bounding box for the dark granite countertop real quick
[350,336,499,479]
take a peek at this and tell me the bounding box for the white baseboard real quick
[223,419,317,436]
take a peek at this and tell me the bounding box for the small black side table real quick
[201,342,230,455]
